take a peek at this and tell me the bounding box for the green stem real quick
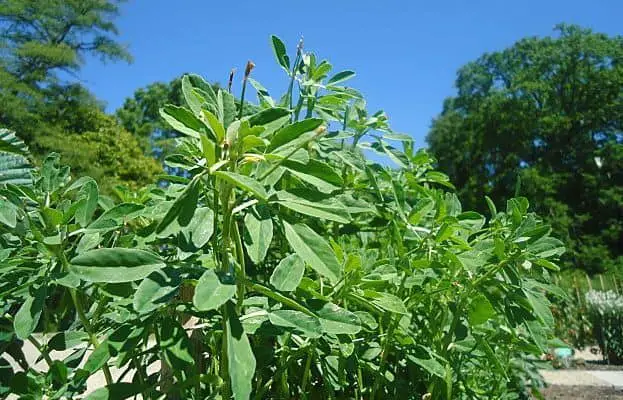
[301,341,315,397]
[293,92,305,122]
[370,272,408,400]
[58,248,113,386]
[242,278,316,317]
[239,80,248,120]
[70,289,113,385]
[220,304,231,399]
[278,332,292,397]
[27,335,53,367]
[232,219,246,314]
[253,345,309,400]
[288,39,303,120]
[370,316,397,400]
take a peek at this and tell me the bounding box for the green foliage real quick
[116,75,257,168]
[0,0,130,135]
[0,1,158,191]
[36,113,162,192]
[0,36,565,399]
[0,129,33,186]
[427,24,623,274]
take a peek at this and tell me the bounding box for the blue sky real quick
[80,0,622,146]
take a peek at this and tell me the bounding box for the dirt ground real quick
[541,385,623,399]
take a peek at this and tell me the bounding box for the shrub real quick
[0,36,565,399]
[586,290,623,364]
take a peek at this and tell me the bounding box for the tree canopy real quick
[0,0,161,190]
[427,24,623,274]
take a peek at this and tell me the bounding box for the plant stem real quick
[58,247,113,386]
[301,341,315,397]
[232,219,246,314]
[278,332,292,397]
[69,288,113,385]
[27,335,53,367]
[288,38,304,119]
[217,180,235,398]
[242,278,316,316]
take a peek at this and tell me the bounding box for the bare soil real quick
[541,385,623,399]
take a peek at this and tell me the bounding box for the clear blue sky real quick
[80,0,622,146]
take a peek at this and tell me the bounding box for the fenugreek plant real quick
[0,36,565,399]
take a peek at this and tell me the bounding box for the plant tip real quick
[244,61,255,79]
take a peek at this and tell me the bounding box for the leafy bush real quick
[586,290,623,364]
[551,297,592,350]
[0,37,565,399]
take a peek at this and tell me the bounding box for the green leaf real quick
[214,171,268,202]
[183,207,214,248]
[283,221,341,284]
[188,74,217,105]
[85,383,144,400]
[201,134,216,165]
[270,254,305,291]
[64,176,95,193]
[202,110,225,142]
[249,107,291,127]
[468,294,496,325]
[160,104,205,139]
[276,191,349,223]
[88,203,144,230]
[407,355,445,379]
[248,78,275,107]
[83,339,111,374]
[76,233,101,254]
[528,237,566,259]
[182,74,203,116]
[268,118,324,151]
[327,70,355,85]
[133,268,181,314]
[270,35,290,72]
[226,308,256,400]
[286,169,340,194]
[48,331,89,351]
[69,248,165,283]
[243,211,273,264]
[282,159,343,187]
[523,288,553,327]
[218,90,237,128]
[193,269,236,311]
[14,287,46,340]
[362,290,408,315]
[0,199,18,228]
[485,195,497,218]
[457,211,485,232]
[355,311,378,330]
[269,310,322,338]
[242,135,266,153]
[159,317,195,370]
[75,180,99,227]
[0,128,28,156]
[0,129,32,186]
[156,176,200,233]
[316,303,361,335]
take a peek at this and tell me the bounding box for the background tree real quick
[427,24,623,274]
[0,0,161,190]
[116,77,184,161]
